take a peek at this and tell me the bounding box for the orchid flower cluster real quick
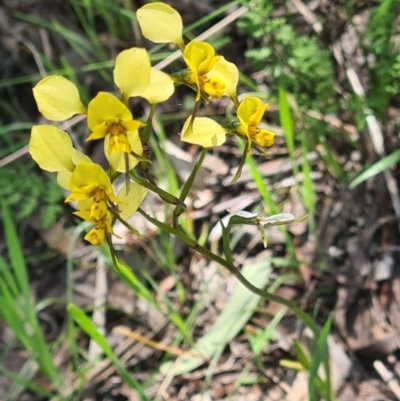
[29,2,276,256]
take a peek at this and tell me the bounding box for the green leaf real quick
[249,307,287,356]
[350,149,400,188]
[293,339,311,369]
[278,87,294,157]
[2,204,29,296]
[160,262,271,375]
[1,204,60,385]
[67,303,149,400]
[115,259,157,307]
[308,314,332,401]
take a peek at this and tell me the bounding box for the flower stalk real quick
[27,4,330,393]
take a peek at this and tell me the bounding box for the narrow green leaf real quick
[350,149,400,188]
[115,259,157,307]
[2,204,29,296]
[221,220,235,266]
[67,303,149,400]
[309,315,333,401]
[160,262,271,375]
[301,131,315,215]
[0,281,31,349]
[278,87,294,157]
[250,307,287,356]
[293,339,311,369]
[142,271,193,343]
[0,208,59,384]
[0,365,53,399]
[130,172,185,208]
[0,256,19,297]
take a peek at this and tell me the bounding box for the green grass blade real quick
[67,303,150,401]
[69,0,109,62]
[301,131,315,216]
[308,314,333,401]
[0,364,54,400]
[249,307,288,356]
[160,261,272,375]
[1,204,61,385]
[142,271,193,344]
[278,87,295,157]
[0,256,19,297]
[115,258,158,307]
[350,149,400,188]
[293,339,311,369]
[2,204,29,295]
[0,281,32,348]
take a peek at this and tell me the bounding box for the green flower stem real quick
[221,219,235,267]
[109,203,141,238]
[231,139,250,184]
[130,171,186,209]
[142,103,157,145]
[173,148,207,229]
[142,168,158,187]
[140,104,157,182]
[137,207,319,336]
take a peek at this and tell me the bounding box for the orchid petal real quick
[29,125,75,172]
[105,131,143,173]
[117,183,148,220]
[87,92,133,132]
[181,117,226,147]
[140,69,174,104]
[237,97,263,126]
[114,47,151,102]
[68,162,114,196]
[33,75,86,121]
[207,57,239,103]
[57,171,72,190]
[137,3,184,50]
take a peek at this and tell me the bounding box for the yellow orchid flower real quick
[65,162,121,221]
[74,208,113,246]
[236,96,275,150]
[86,91,144,153]
[231,96,275,183]
[179,42,239,104]
[180,41,225,102]
[29,125,91,189]
[137,2,184,51]
[177,41,239,130]
[181,96,275,183]
[181,96,275,150]
[137,3,238,104]
[73,180,147,246]
[32,47,168,173]
[32,48,153,121]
